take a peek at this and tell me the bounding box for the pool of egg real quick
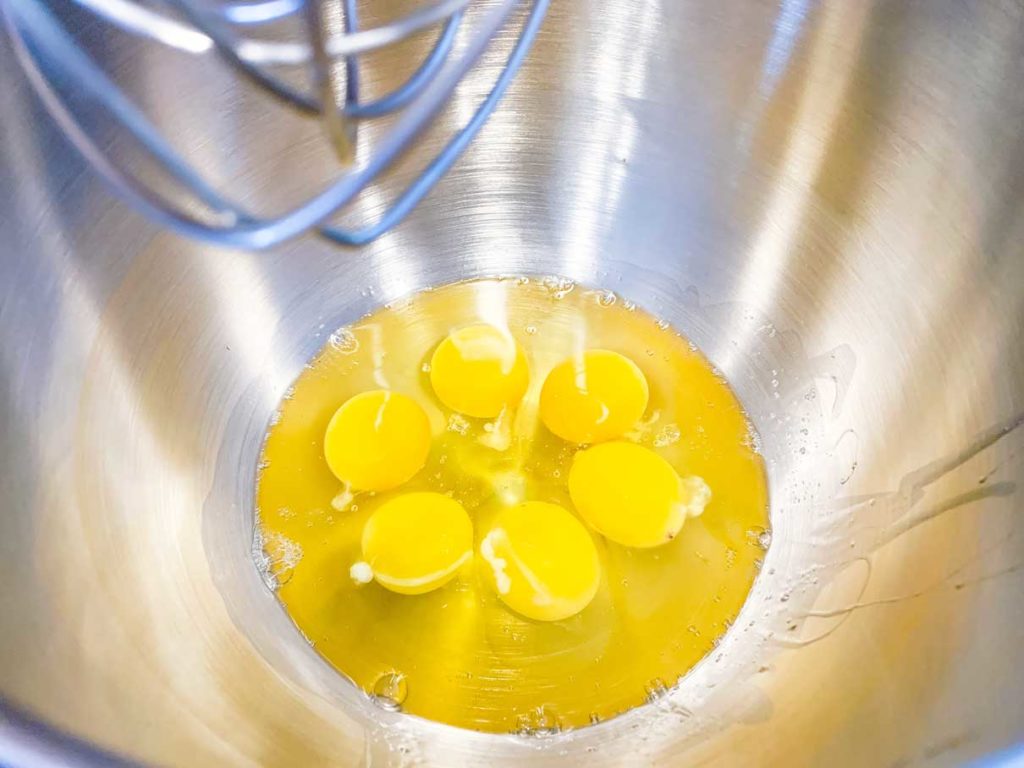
[255,276,770,733]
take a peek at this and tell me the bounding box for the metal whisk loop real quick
[0,0,549,249]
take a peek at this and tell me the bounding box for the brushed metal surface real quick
[1,0,1023,765]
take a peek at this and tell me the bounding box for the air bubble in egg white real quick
[644,678,669,702]
[447,414,470,435]
[514,707,562,737]
[371,671,408,711]
[653,424,681,448]
[330,328,359,354]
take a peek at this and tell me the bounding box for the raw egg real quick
[480,501,601,622]
[352,492,473,595]
[430,324,529,418]
[324,389,431,491]
[539,349,648,443]
[568,441,711,548]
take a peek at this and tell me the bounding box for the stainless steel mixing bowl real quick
[2,0,1023,765]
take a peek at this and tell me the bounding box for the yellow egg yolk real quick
[430,324,529,418]
[539,349,649,443]
[324,390,431,492]
[353,492,473,595]
[480,501,601,622]
[568,441,711,548]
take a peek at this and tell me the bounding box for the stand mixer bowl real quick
[1,0,1022,765]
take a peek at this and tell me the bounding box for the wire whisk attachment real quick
[1,0,548,249]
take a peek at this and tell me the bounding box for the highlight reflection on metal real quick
[0,0,548,248]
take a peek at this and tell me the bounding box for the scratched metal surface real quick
[1,0,1023,765]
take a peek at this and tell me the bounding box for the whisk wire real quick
[1,0,546,248]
